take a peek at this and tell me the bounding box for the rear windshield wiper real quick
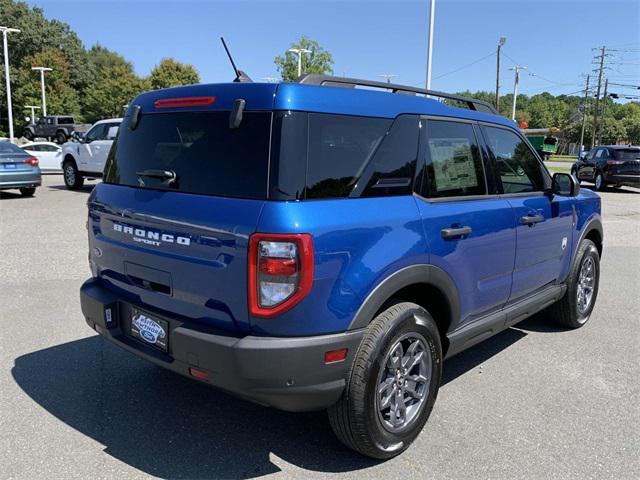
[136,169,177,186]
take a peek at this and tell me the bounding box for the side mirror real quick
[552,172,580,197]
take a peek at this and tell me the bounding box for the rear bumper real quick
[80,278,363,412]
[604,173,640,187]
[0,170,41,189]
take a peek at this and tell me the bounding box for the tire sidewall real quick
[569,242,600,325]
[594,172,604,191]
[361,306,442,456]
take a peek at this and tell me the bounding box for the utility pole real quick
[591,46,606,148]
[425,0,436,89]
[1,26,20,143]
[509,66,527,121]
[579,75,590,151]
[379,74,398,84]
[597,78,609,145]
[32,67,53,117]
[288,48,311,78]
[495,37,506,111]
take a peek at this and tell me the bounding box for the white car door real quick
[23,143,63,172]
[87,123,119,173]
[78,123,107,172]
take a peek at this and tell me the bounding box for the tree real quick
[149,58,200,90]
[82,62,147,122]
[274,37,334,81]
[14,48,81,128]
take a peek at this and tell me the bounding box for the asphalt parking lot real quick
[1,176,639,480]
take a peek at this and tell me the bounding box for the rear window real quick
[104,111,271,199]
[0,142,26,154]
[615,149,640,160]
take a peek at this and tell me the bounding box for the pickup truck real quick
[61,118,122,189]
[23,116,91,144]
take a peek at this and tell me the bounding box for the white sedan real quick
[21,142,63,173]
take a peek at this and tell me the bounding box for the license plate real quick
[130,309,169,352]
[3,164,17,169]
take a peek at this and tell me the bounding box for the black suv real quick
[572,145,640,190]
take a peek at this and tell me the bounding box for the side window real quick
[356,115,420,197]
[594,149,605,159]
[105,123,120,140]
[27,145,42,152]
[46,118,54,125]
[305,114,392,199]
[85,124,107,142]
[41,144,60,152]
[421,120,486,198]
[482,125,545,194]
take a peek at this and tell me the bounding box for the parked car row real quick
[572,145,640,191]
[1,117,122,197]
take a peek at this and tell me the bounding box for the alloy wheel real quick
[376,330,432,432]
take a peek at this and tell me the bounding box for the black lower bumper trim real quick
[80,278,364,412]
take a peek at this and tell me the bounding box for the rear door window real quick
[421,120,486,198]
[481,125,546,194]
[104,111,271,199]
[615,149,640,160]
[305,114,392,199]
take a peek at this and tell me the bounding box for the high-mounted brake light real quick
[23,156,39,167]
[154,96,216,109]
[248,233,314,318]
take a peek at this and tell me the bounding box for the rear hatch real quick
[0,143,31,172]
[88,85,276,334]
[613,148,640,174]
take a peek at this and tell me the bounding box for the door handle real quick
[521,214,545,225]
[441,226,472,239]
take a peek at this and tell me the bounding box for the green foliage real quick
[274,37,334,81]
[149,58,200,90]
[82,62,147,122]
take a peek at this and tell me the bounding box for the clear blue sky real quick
[25,0,640,97]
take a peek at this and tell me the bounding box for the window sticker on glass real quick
[428,138,478,191]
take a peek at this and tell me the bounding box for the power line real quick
[432,51,495,80]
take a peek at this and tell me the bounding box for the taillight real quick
[248,233,314,318]
[607,160,624,165]
[23,156,39,167]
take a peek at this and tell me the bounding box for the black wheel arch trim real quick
[347,264,461,333]
[577,215,603,257]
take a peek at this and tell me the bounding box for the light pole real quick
[32,67,52,117]
[425,0,436,89]
[509,66,527,121]
[288,48,311,77]
[24,105,41,124]
[379,74,398,84]
[1,26,20,143]
[495,37,506,111]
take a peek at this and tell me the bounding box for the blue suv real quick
[80,75,603,459]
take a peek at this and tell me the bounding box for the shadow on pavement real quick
[12,322,532,478]
[47,183,96,193]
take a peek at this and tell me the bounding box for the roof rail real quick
[297,74,499,115]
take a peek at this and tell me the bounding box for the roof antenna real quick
[220,37,253,83]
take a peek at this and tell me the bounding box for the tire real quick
[328,302,442,459]
[548,239,600,329]
[594,172,604,191]
[56,131,67,144]
[23,130,34,141]
[19,187,36,197]
[63,160,84,190]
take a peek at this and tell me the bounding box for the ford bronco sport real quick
[80,75,603,459]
